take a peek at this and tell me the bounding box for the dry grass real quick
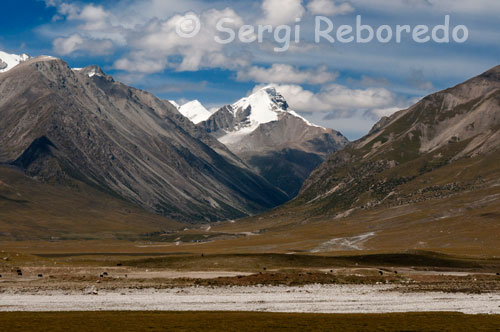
[0,167,180,240]
[0,312,498,332]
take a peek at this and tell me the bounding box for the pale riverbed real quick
[1,284,499,314]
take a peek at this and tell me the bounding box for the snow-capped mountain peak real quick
[230,86,288,125]
[199,86,348,198]
[228,86,321,131]
[234,86,288,110]
[0,51,30,73]
[179,100,211,124]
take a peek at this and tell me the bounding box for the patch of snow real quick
[0,51,30,73]
[168,100,180,109]
[289,110,322,128]
[218,126,258,146]
[37,56,57,61]
[179,100,211,124]
[311,232,376,252]
[87,69,102,78]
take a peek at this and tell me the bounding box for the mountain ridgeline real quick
[0,56,289,223]
[199,87,349,197]
[293,65,500,217]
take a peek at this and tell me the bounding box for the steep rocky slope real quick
[200,65,500,254]
[200,87,349,197]
[297,65,500,216]
[0,166,182,240]
[0,56,288,223]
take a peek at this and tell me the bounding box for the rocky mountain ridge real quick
[0,55,288,223]
[296,64,500,216]
[200,86,349,197]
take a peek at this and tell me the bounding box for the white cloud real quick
[304,110,378,139]
[258,0,305,25]
[258,83,398,116]
[237,64,338,84]
[53,34,83,55]
[77,5,110,31]
[114,56,168,74]
[46,2,110,30]
[370,107,401,118]
[45,0,250,72]
[53,34,114,55]
[307,0,355,16]
[115,9,249,72]
[41,0,500,85]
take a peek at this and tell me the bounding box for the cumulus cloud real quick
[255,83,400,116]
[53,34,114,55]
[115,9,249,72]
[76,5,110,31]
[370,107,402,118]
[46,1,122,54]
[258,0,305,25]
[114,55,168,74]
[307,0,355,16]
[45,0,250,72]
[41,0,495,92]
[46,2,110,30]
[237,64,338,84]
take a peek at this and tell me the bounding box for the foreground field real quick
[1,284,499,313]
[1,312,499,332]
[1,250,499,315]
[1,251,499,292]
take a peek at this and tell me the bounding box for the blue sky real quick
[1,0,499,139]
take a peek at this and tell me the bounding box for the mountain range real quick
[200,87,349,197]
[0,53,289,226]
[298,64,500,215]
[1,49,499,250]
[230,64,500,253]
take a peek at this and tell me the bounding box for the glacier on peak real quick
[0,51,30,73]
[179,100,212,124]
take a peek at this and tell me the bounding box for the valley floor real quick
[1,284,499,314]
[1,248,499,332]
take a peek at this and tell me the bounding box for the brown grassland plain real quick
[0,312,499,332]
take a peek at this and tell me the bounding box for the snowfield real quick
[0,51,29,73]
[178,100,212,124]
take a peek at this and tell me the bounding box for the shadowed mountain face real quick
[295,65,500,215]
[200,87,349,197]
[0,57,288,223]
